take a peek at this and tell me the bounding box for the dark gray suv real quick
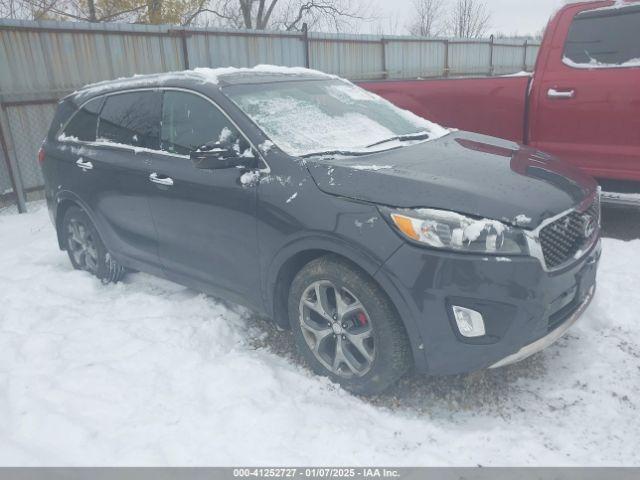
[40,66,601,395]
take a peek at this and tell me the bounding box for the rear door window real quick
[98,91,161,149]
[61,97,104,142]
[160,91,249,156]
[564,5,640,67]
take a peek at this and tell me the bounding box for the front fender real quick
[263,233,429,371]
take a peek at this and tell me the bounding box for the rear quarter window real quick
[563,5,640,67]
[60,97,104,142]
[97,91,161,149]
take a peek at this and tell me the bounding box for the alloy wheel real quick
[298,280,375,378]
[67,218,99,274]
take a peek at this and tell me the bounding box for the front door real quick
[147,90,261,308]
[529,3,640,181]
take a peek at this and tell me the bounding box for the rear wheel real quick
[288,255,411,395]
[62,206,125,284]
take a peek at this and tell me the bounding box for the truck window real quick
[563,5,640,67]
[97,91,161,149]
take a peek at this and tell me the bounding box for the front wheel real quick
[288,255,412,395]
[62,206,125,284]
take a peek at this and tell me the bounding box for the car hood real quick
[305,131,598,228]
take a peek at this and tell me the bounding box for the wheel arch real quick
[266,238,428,371]
[54,191,99,250]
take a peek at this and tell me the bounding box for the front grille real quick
[539,195,600,270]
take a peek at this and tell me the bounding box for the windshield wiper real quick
[365,132,430,149]
[300,149,376,159]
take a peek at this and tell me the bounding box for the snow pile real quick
[0,203,639,466]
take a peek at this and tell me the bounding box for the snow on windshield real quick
[225,80,449,157]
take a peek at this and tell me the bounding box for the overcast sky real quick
[365,0,566,36]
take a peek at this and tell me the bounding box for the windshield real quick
[223,79,449,157]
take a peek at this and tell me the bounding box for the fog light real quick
[452,306,486,338]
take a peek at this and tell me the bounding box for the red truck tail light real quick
[38,147,45,166]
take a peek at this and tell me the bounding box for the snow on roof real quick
[563,0,639,9]
[74,64,334,98]
[580,0,640,12]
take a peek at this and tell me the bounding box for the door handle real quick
[548,88,575,99]
[149,172,174,186]
[76,158,93,170]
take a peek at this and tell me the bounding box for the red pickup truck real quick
[361,0,640,205]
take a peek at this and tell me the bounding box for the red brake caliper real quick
[356,311,368,326]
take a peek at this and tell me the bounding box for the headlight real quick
[381,207,528,255]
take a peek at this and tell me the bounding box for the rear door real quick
[54,96,105,207]
[529,3,640,181]
[88,90,162,272]
[147,89,261,308]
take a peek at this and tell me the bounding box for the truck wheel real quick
[62,206,125,284]
[288,255,411,396]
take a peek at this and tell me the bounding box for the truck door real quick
[529,2,640,181]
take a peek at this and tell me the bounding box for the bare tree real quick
[3,0,369,29]
[446,0,490,38]
[372,12,402,36]
[187,0,368,31]
[407,0,446,37]
[17,0,174,22]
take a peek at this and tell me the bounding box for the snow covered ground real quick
[0,202,639,466]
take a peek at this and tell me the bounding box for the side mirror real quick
[190,142,254,170]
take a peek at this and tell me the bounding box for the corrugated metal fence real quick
[0,18,540,212]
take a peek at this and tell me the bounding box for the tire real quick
[62,206,125,284]
[288,255,412,395]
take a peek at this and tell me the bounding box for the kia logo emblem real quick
[582,214,596,238]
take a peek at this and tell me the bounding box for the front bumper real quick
[489,284,594,368]
[377,236,601,375]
